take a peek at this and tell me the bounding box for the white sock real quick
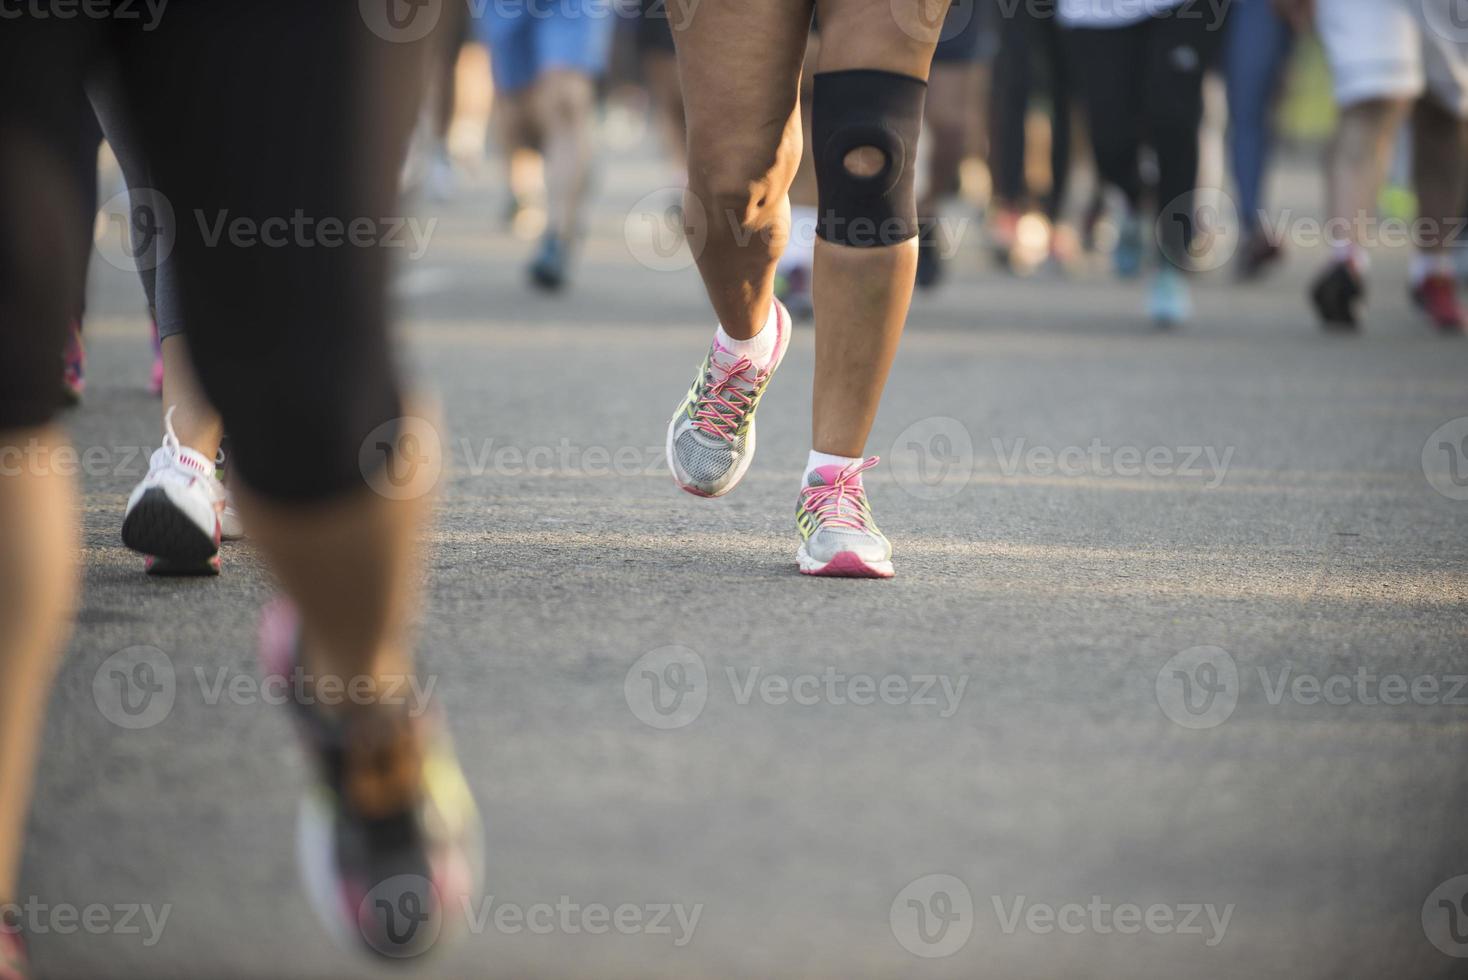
[804,450,862,484]
[715,301,779,367]
[777,205,819,276]
[1410,252,1451,286]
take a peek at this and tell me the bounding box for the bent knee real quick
[686,137,800,232]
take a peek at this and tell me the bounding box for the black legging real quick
[988,0,1072,222]
[1063,1,1229,262]
[0,3,427,503]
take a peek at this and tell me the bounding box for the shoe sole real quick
[146,554,222,577]
[666,301,792,498]
[122,486,220,568]
[797,546,895,579]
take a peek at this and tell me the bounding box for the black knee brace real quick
[812,69,927,248]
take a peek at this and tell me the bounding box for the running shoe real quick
[0,912,27,980]
[121,407,224,576]
[148,316,164,397]
[528,234,568,292]
[666,300,791,497]
[795,457,894,578]
[1310,260,1365,331]
[1113,212,1144,279]
[258,600,483,961]
[1147,265,1193,328]
[1410,273,1465,333]
[1236,228,1283,282]
[61,319,85,405]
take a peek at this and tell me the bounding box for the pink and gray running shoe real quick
[666,300,791,497]
[795,457,894,578]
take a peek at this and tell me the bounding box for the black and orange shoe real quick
[258,599,483,962]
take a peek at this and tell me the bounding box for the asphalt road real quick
[19,145,1468,979]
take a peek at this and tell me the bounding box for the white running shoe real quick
[220,486,245,541]
[121,406,225,576]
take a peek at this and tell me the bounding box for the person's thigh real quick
[111,3,428,502]
[669,0,814,165]
[1317,0,1425,107]
[0,19,103,430]
[814,0,941,77]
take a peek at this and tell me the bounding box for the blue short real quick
[473,0,618,93]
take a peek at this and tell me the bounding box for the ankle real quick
[804,450,863,483]
[715,300,779,366]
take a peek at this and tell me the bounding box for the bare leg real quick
[160,335,223,460]
[809,0,939,456]
[535,69,598,241]
[0,426,77,901]
[490,88,541,211]
[1326,98,1412,252]
[918,61,979,232]
[670,0,815,339]
[236,469,428,699]
[1411,96,1468,259]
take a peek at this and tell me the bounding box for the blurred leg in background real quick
[476,0,617,291]
[916,0,990,290]
[90,70,240,577]
[1224,0,1294,280]
[987,0,1073,273]
[1312,0,1466,332]
[1065,0,1227,326]
[424,0,471,203]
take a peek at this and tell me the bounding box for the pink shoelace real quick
[691,355,765,443]
[801,457,880,530]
